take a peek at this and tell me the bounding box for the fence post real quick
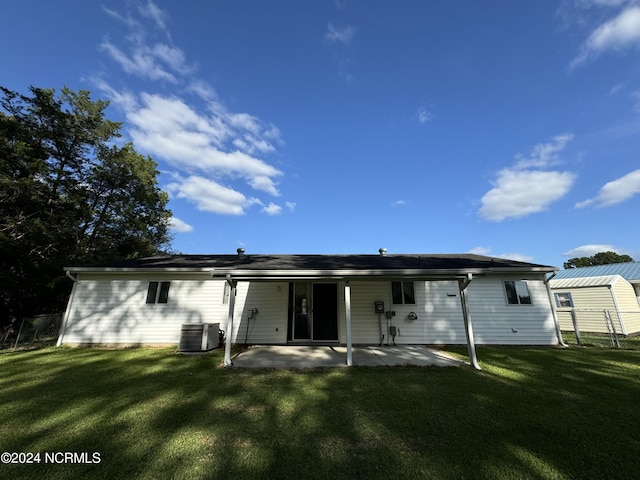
[604,310,620,348]
[12,318,25,349]
[570,309,582,346]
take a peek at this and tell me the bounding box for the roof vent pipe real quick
[379,248,387,256]
[237,248,245,256]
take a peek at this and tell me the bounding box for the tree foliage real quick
[0,85,172,327]
[563,251,634,269]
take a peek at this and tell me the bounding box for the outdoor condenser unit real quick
[179,323,220,352]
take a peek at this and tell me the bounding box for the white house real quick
[58,250,564,368]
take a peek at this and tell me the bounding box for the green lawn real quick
[1,345,639,480]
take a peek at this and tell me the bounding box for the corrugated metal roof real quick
[550,275,623,289]
[554,262,640,281]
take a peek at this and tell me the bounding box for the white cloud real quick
[467,247,534,263]
[467,246,492,256]
[325,22,356,45]
[249,176,280,196]
[563,244,618,257]
[102,6,139,30]
[167,176,258,215]
[574,0,629,7]
[139,0,169,34]
[233,135,276,155]
[100,1,192,83]
[417,106,435,124]
[498,253,535,263]
[169,216,194,233]
[608,82,625,95]
[285,201,297,211]
[514,134,574,169]
[575,168,640,207]
[479,135,576,221]
[149,43,191,73]
[97,1,290,221]
[99,41,179,83]
[262,203,282,216]
[187,80,218,102]
[479,170,576,221]
[114,92,282,184]
[89,77,139,112]
[570,6,640,68]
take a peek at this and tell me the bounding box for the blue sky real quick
[3,0,640,267]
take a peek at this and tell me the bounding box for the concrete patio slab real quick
[229,345,465,368]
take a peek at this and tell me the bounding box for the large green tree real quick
[563,251,634,269]
[0,86,172,328]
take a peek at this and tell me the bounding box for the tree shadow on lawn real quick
[1,346,640,479]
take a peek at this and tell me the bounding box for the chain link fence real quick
[1,313,64,350]
[557,309,640,349]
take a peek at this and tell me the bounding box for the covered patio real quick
[228,345,466,368]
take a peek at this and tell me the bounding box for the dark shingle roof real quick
[68,253,557,275]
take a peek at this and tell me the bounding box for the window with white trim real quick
[146,281,170,304]
[554,292,574,308]
[391,281,416,304]
[504,280,532,305]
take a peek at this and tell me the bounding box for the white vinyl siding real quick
[60,275,289,346]
[61,274,559,347]
[340,281,388,344]
[61,274,228,345]
[467,276,557,345]
[229,281,289,344]
[343,281,467,345]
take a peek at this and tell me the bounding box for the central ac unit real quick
[179,323,220,352]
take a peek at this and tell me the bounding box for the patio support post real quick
[345,281,353,366]
[224,275,237,367]
[458,274,481,370]
[544,272,567,346]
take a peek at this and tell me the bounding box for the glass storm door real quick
[292,283,312,340]
[312,283,338,341]
[289,283,338,341]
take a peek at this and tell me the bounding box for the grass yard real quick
[1,345,639,480]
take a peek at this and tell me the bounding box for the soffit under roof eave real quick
[65,267,215,274]
[210,267,555,279]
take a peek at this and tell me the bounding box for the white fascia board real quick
[64,265,555,277]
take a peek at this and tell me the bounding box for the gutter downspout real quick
[57,271,78,347]
[224,275,237,367]
[544,272,567,347]
[458,273,481,370]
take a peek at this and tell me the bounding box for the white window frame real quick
[554,292,574,308]
[503,280,532,305]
